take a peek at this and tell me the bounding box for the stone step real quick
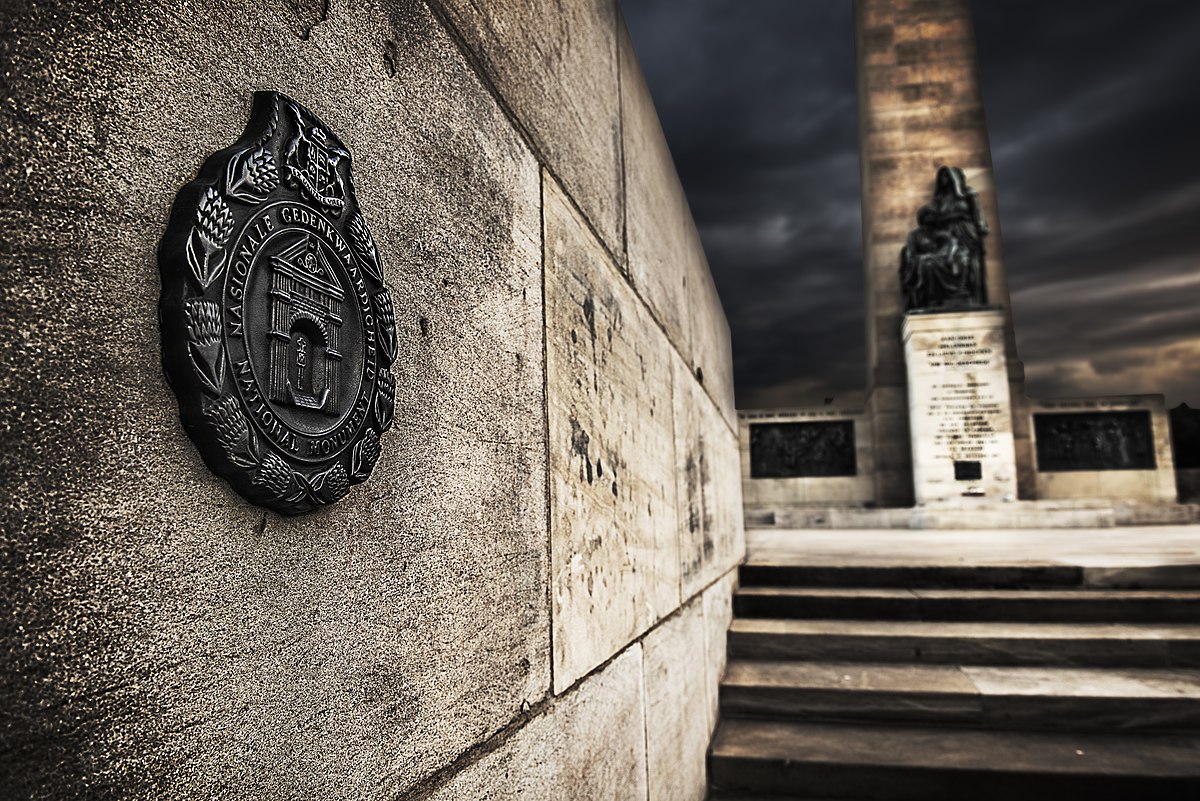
[720,660,1200,730]
[739,563,1200,590]
[709,718,1200,800]
[733,586,1200,622]
[728,618,1200,667]
[743,502,1200,530]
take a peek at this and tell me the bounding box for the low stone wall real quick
[1028,396,1177,504]
[0,2,743,798]
[740,407,876,515]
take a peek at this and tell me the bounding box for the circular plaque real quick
[158,92,396,514]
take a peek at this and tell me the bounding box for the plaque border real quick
[158,91,396,515]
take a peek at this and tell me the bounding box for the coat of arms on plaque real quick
[158,91,398,514]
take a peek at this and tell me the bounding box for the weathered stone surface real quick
[729,618,1200,667]
[620,19,736,431]
[433,0,623,255]
[674,354,745,600]
[703,570,737,733]
[619,20,691,353]
[1,2,549,797]
[687,262,738,430]
[643,600,709,801]
[544,175,679,692]
[426,645,648,801]
[711,718,1200,797]
[722,660,1200,731]
[722,660,983,724]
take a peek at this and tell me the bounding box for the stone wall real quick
[739,407,876,514]
[0,2,743,799]
[1029,396,1178,504]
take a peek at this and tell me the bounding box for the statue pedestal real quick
[902,308,1018,504]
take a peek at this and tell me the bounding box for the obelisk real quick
[854,0,1032,505]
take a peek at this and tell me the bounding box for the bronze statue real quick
[900,166,989,311]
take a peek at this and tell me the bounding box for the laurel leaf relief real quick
[185,298,226,396]
[375,369,395,433]
[348,213,384,284]
[373,290,398,366]
[187,188,234,290]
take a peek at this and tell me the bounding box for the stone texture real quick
[711,718,1200,798]
[620,18,736,431]
[744,526,1200,573]
[426,645,648,801]
[643,600,709,801]
[721,661,1200,731]
[544,175,679,692]
[674,354,745,601]
[721,660,983,724]
[432,0,624,256]
[702,570,736,731]
[687,260,738,431]
[619,18,692,356]
[0,2,550,797]
[729,618,1200,667]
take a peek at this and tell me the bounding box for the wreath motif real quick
[159,92,397,514]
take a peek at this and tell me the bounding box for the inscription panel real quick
[748,421,856,479]
[1035,411,1156,472]
[903,311,1017,502]
[912,329,1010,472]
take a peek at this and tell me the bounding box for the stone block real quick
[620,20,736,431]
[675,354,745,601]
[644,600,710,801]
[703,570,737,734]
[432,0,623,256]
[620,18,692,352]
[544,175,680,692]
[1,2,552,797]
[687,253,738,430]
[426,645,648,801]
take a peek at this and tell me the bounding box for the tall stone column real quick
[854,0,1032,505]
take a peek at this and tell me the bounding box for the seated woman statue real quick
[899,166,989,311]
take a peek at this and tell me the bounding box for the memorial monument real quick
[739,0,1190,525]
[900,167,1018,504]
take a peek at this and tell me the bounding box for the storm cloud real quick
[621,0,1200,408]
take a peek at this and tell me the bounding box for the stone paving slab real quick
[747,526,1200,568]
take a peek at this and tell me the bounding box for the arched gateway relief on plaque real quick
[159,92,397,515]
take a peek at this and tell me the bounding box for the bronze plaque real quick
[159,92,396,514]
[749,421,857,478]
[1034,411,1156,472]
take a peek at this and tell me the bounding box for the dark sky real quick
[621,0,1200,409]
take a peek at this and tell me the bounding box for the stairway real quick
[708,561,1200,800]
